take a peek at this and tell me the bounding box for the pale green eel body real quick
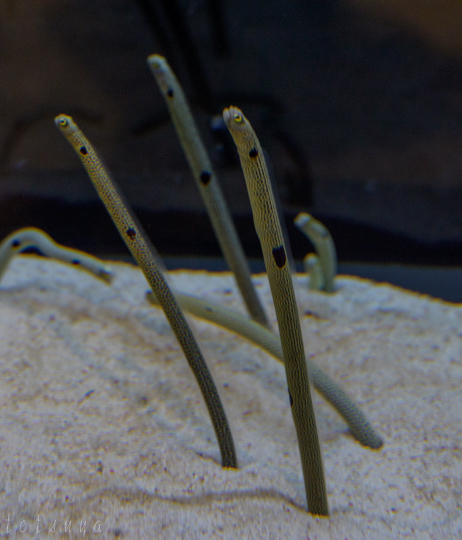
[302,252,325,291]
[223,106,328,515]
[147,55,268,328]
[294,213,337,293]
[55,114,237,469]
[147,290,383,450]
[0,227,112,284]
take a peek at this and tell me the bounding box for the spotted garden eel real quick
[224,106,328,515]
[147,54,269,328]
[294,213,337,293]
[146,290,383,450]
[55,114,237,469]
[302,252,325,291]
[0,227,112,284]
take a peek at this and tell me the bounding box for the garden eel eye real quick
[233,112,243,123]
[58,117,68,128]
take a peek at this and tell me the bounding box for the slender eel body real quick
[147,55,268,328]
[294,213,337,293]
[55,115,237,469]
[146,290,383,449]
[0,227,112,284]
[224,107,328,515]
[147,292,383,450]
[302,253,325,291]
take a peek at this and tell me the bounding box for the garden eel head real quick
[147,53,167,72]
[55,114,79,135]
[222,106,245,131]
[222,107,256,151]
[147,54,172,95]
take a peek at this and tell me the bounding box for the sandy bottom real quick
[0,257,460,539]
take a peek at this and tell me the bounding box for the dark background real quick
[1,0,461,298]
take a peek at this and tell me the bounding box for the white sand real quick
[0,257,460,539]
